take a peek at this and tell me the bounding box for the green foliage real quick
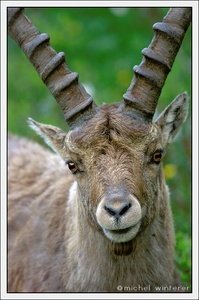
[175,232,192,289]
[8,7,191,289]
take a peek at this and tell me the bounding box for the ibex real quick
[8,8,191,292]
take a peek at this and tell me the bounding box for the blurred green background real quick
[8,7,191,289]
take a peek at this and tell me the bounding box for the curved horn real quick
[119,8,191,122]
[8,8,97,128]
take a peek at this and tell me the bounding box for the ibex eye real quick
[67,161,78,174]
[151,150,163,164]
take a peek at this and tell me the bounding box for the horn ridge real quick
[40,52,66,82]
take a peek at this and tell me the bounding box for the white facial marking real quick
[68,181,78,204]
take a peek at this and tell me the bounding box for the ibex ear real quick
[155,92,189,146]
[27,118,67,158]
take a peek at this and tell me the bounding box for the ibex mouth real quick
[108,226,133,234]
[103,221,141,244]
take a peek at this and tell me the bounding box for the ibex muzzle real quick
[97,189,142,243]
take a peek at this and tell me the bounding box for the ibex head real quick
[8,7,191,256]
[28,92,188,255]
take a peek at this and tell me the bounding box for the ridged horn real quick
[119,8,191,122]
[8,8,97,128]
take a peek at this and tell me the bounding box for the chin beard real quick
[109,238,138,256]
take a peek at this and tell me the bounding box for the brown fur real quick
[8,97,188,292]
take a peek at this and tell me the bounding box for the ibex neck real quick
[63,181,175,292]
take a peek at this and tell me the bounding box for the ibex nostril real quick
[105,205,116,216]
[105,202,131,218]
[119,203,132,216]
